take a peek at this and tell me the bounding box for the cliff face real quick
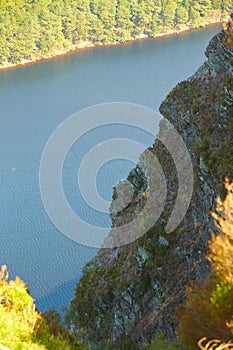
[65,28,233,349]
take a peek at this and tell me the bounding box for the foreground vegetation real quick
[0,0,232,67]
[0,265,85,350]
[176,179,233,349]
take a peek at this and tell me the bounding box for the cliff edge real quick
[65,24,233,349]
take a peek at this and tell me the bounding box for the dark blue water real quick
[0,25,221,312]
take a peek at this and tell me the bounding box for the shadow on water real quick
[35,278,78,316]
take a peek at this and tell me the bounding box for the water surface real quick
[0,25,221,312]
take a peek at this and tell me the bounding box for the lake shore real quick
[0,19,225,72]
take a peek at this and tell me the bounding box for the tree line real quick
[0,0,232,65]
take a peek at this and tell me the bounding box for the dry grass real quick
[223,17,233,49]
[198,337,233,349]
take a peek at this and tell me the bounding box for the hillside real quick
[65,19,233,349]
[0,0,232,69]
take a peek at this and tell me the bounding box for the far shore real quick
[0,20,225,72]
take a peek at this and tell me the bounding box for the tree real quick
[116,0,134,40]
[175,4,189,26]
[161,0,177,28]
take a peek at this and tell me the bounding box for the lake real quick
[0,25,222,312]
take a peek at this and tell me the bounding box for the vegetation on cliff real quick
[64,20,233,350]
[177,179,233,348]
[0,0,232,67]
[223,16,233,49]
[0,265,85,350]
[65,180,233,348]
[162,20,233,197]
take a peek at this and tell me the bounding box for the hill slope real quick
[0,0,232,69]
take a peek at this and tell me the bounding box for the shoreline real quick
[0,20,224,73]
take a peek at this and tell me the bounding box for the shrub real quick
[223,17,233,49]
[207,178,233,289]
[0,265,85,350]
[143,333,186,349]
[177,179,233,348]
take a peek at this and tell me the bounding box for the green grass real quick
[0,265,85,350]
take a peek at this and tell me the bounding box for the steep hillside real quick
[65,21,233,349]
[0,0,232,69]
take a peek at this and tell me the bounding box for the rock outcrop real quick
[65,25,233,349]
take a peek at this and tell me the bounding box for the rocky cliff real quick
[65,24,233,349]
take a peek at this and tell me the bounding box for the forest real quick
[0,0,232,66]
